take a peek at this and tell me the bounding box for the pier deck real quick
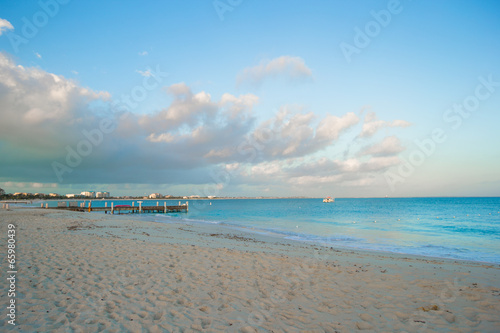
[46,204,188,214]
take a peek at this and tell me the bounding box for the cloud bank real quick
[359,112,411,138]
[0,53,411,195]
[237,56,313,87]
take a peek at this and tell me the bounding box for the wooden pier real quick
[45,201,188,214]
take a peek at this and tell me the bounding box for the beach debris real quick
[418,305,440,312]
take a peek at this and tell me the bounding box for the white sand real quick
[1,208,499,332]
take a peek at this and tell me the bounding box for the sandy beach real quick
[1,208,499,332]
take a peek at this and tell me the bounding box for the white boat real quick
[323,197,335,203]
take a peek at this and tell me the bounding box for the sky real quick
[0,0,499,197]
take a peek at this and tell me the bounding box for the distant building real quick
[49,193,59,197]
[96,191,110,198]
[149,193,162,199]
[14,192,33,196]
[66,194,76,198]
[81,191,96,198]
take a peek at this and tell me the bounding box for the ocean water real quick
[41,197,500,264]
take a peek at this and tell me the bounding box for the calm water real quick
[42,197,500,264]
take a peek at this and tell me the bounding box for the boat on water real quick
[323,197,335,203]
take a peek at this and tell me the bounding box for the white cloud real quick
[254,152,402,189]
[138,51,148,56]
[316,112,360,142]
[0,52,109,148]
[0,18,14,36]
[168,82,191,95]
[361,156,400,171]
[146,133,175,143]
[339,158,362,172]
[225,163,240,171]
[35,52,42,59]
[359,112,411,138]
[237,56,313,87]
[136,83,217,132]
[220,93,259,119]
[274,110,315,156]
[359,136,405,156]
[250,161,283,176]
[204,148,234,159]
[136,69,152,77]
[243,107,359,160]
[134,83,258,137]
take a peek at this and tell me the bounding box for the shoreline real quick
[1,208,499,332]
[5,204,500,266]
[7,205,500,266]
[114,206,500,266]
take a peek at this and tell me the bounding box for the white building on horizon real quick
[81,191,96,198]
[148,193,162,199]
[96,191,110,198]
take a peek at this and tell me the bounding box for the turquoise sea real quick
[43,197,500,264]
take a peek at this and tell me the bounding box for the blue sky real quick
[0,0,499,197]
